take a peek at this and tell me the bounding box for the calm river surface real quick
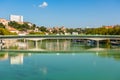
[0,39,120,80]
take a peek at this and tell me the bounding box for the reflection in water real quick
[0,53,8,61]
[0,38,120,80]
[0,50,120,64]
[1,39,120,52]
[0,52,120,80]
[56,53,60,55]
[45,40,71,51]
[95,50,120,61]
[40,67,48,75]
[0,53,33,65]
[96,52,99,56]
[10,54,24,65]
[87,48,105,51]
[16,42,27,49]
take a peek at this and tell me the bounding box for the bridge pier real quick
[0,41,2,50]
[96,40,99,48]
[25,38,45,49]
[0,39,2,43]
[57,39,59,50]
[35,40,38,49]
[23,38,26,43]
[40,39,42,44]
[26,39,28,49]
[0,44,2,50]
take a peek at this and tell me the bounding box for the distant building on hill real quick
[72,32,79,35]
[104,26,113,29]
[10,15,23,22]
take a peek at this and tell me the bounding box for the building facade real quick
[10,15,23,22]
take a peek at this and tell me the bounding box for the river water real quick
[0,39,120,80]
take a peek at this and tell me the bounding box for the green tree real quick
[8,21,21,29]
[0,23,5,28]
[0,28,17,35]
[39,26,47,32]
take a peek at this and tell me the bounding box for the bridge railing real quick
[0,35,120,39]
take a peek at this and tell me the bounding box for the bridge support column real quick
[26,40,28,49]
[40,39,42,45]
[35,40,38,49]
[106,39,111,49]
[97,40,99,48]
[0,39,2,50]
[57,39,59,50]
[0,46,1,50]
[40,39,43,47]
[23,38,26,43]
[0,39,1,42]
[84,40,87,44]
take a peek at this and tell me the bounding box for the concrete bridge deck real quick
[0,35,120,40]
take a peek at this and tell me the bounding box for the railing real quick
[0,35,120,39]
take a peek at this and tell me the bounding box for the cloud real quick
[39,2,48,8]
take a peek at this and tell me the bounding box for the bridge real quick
[0,35,120,40]
[0,35,120,49]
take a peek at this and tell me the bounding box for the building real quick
[104,26,113,29]
[60,26,66,33]
[34,27,39,32]
[47,28,53,33]
[72,32,79,35]
[10,15,23,22]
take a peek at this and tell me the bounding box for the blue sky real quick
[0,0,120,28]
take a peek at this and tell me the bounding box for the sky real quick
[0,0,120,28]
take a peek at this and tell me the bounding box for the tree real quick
[8,21,21,29]
[0,23,5,28]
[20,23,30,31]
[39,26,47,32]
[0,28,17,35]
[29,31,45,35]
[66,28,75,34]
[31,24,36,30]
[8,21,32,31]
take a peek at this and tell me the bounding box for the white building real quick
[72,32,79,35]
[10,15,23,22]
